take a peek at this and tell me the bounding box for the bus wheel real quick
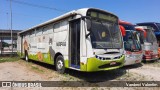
[56,55,65,74]
[25,50,29,62]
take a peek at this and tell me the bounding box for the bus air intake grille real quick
[95,55,111,60]
[95,55,123,60]
[98,62,122,69]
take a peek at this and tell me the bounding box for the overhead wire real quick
[7,0,68,13]
[0,11,47,20]
[2,0,68,29]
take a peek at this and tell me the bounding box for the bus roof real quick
[19,8,118,35]
[137,22,160,25]
[119,20,133,25]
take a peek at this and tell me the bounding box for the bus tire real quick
[25,50,29,62]
[55,55,65,74]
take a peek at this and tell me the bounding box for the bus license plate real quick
[110,62,116,65]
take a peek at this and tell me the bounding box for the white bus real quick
[119,20,143,66]
[17,8,125,73]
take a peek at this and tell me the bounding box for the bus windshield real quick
[145,30,157,43]
[87,18,122,49]
[119,24,141,51]
[123,31,141,52]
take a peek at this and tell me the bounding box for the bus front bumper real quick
[81,55,125,72]
[124,55,143,66]
[143,54,159,61]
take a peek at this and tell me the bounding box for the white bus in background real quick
[17,8,125,73]
[119,20,143,66]
[135,26,159,61]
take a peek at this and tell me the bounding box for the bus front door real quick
[69,19,80,69]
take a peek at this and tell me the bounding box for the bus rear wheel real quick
[55,55,65,74]
[25,50,29,62]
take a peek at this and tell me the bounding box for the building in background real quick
[0,29,21,55]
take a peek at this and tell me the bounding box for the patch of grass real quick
[0,57,20,63]
[31,65,44,73]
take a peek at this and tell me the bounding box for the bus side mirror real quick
[119,25,126,36]
[86,19,91,31]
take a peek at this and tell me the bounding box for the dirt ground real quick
[0,59,160,90]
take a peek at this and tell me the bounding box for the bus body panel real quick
[141,42,159,61]
[124,51,143,65]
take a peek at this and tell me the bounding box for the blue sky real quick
[0,0,160,30]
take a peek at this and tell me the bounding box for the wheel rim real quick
[57,60,63,70]
[25,55,28,61]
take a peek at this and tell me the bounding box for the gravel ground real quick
[0,59,160,90]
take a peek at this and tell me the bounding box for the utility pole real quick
[10,0,13,56]
[0,38,2,56]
